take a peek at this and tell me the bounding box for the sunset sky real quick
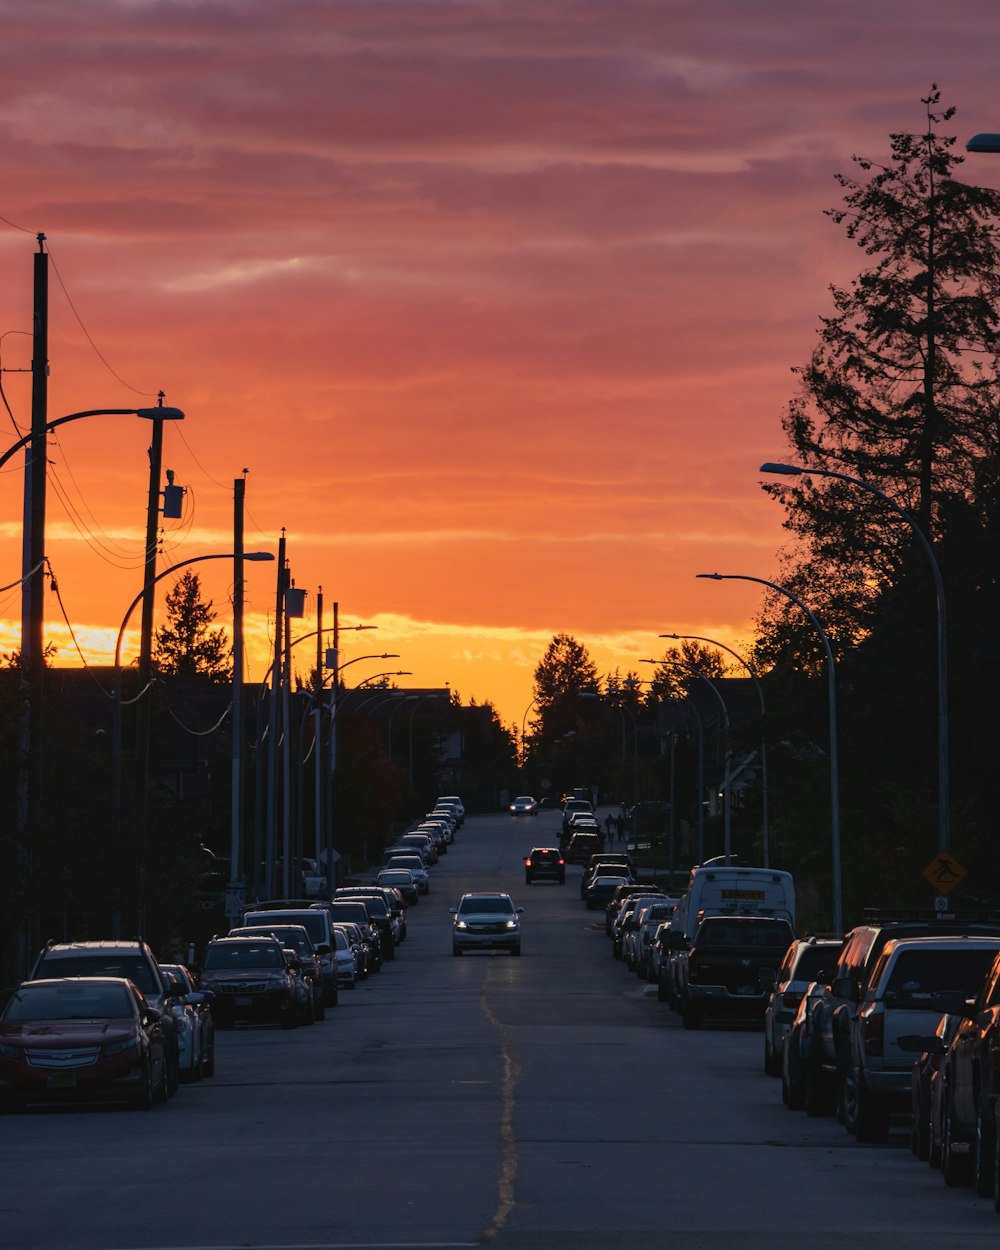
[1,0,999,731]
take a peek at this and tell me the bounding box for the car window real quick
[204,943,284,970]
[5,981,134,1021]
[458,896,513,915]
[34,954,157,995]
[882,947,1000,1002]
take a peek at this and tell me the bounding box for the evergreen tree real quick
[531,633,599,738]
[153,570,232,681]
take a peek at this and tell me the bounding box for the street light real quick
[698,570,842,933]
[643,656,731,864]
[661,632,770,865]
[967,135,1000,152]
[112,548,273,929]
[761,460,948,854]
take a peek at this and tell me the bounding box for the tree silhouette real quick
[153,570,232,682]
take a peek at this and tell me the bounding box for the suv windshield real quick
[204,942,285,970]
[459,896,513,915]
[33,954,157,995]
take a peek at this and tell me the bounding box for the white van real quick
[671,864,796,944]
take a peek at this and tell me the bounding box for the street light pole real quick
[698,570,843,933]
[112,548,273,928]
[761,460,949,854]
[645,657,732,863]
[661,632,770,865]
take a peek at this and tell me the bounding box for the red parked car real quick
[0,977,170,1110]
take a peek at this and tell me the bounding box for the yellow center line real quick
[480,964,520,1240]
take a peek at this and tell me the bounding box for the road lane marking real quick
[480,964,521,1240]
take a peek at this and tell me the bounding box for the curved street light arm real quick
[697,570,841,932]
[761,459,948,853]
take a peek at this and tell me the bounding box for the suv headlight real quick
[455,919,468,929]
[505,919,518,930]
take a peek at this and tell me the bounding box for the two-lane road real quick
[2,809,998,1250]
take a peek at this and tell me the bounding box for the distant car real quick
[524,847,565,885]
[561,799,594,836]
[0,977,171,1110]
[565,830,604,864]
[233,925,327,1020]
[377,867,420,906]
[510,796,539,816]
[451,892,523,956]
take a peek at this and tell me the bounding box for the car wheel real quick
[453,945,463,956]
[130,1059,154,1111]
[854,1074,890,1143]
[764,1034,783,1078]
[942,1100,973,1187]
[975,1107,996,1198]
[840,1067,858,1136]
[994,1101,1000,1211]
[315,998,326,1022]
[280,1005,298,1030]
[525,876,532,885]
[803,1045,834,1117]
[202,1045,215,1078]
[657,978,670,1003]
[783,1062,803,1111]
[152,1053,169,1105]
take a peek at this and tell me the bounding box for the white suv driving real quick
[451,892,522,956]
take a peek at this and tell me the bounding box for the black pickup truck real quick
[672,915,795,1031]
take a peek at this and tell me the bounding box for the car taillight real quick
[524,859,531,867]
[863,1012,884,1057]
[558,858,565,866]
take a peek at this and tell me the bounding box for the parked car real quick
[840,935,1000,1143]
[806,915,1000,1121]
[159,963,216,1081]
[565,831,604,864]
[199,935,299,1030]
[27,939,183,1096]
[899,1009,965,1166]
[524,847,565,885]
[233,924,326,1020]
[238,907,339,1006]
[780,979,828,1111]
[924,945,1000,1191]
[451,892,523,956]
[382,851,430,894]
[762,936,842,1077]
[330,927,358,989]
[561,799,595,837]
[332,922,370,981]
[629,900,679,979]
[0,977,170,1110]
[672,914,795,1030]
[377,867,419,906]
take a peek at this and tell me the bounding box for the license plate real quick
[235,995,253,1006]
[47,1072,77,1089]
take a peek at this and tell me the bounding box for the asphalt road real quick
[2,809,999,1250]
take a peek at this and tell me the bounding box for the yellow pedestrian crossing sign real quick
[922,851,967,896]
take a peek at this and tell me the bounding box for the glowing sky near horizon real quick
[1,0,999,729]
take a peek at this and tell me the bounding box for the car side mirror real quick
[831,976,860,1003]
[449,908,457,915]
[932,990,973,1018]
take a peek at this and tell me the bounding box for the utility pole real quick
[265,531,287,899]
[314,589,324,867]
[15,233,48,973]
[228,474,247,921]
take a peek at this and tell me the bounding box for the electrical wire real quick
[0,329,30,439]
[157,690,233,737]
[174,424,230,491]
[46,245,158,398]
[0,212,34,234]
[0,559,44,595]
[49,431,146,563]
[47,468,148,570]
[45,559,113,697]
